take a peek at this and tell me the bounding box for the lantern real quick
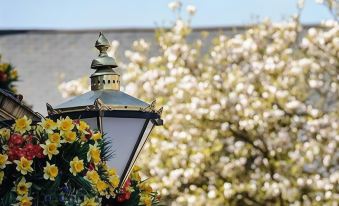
[47,33,162,186]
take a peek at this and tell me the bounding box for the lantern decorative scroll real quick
[47,32,163,187]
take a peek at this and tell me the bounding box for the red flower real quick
[124,192,131,200]
[25,135,33,144]
[85,129,92,140]
[88,162,95,171]
[25,154,34,160]
[116,195,124,202]
[8,141,45,161]
[9,134,24,146]
[116,178,132,202]
[24,143,39,160]
[116,191,132,202]
[73,119,80,125]
[8,147,18,161]
[16,148,25,159]
[124,178,131,188]
[33,145,44,158]
[24,143,34,151]
[0,72,8,82]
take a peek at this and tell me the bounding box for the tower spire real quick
[90,32,120,91]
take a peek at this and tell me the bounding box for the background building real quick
[0,25,316,114]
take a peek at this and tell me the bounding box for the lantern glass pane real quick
[82,117,153,182]
[131,121,154,166]
[121,120,154,183]
[101,117,146,176]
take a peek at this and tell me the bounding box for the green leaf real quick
[1,191,16,206]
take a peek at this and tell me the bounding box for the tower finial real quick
[90,32,120,91]
[95,32,110,50]
[91,32,117,69]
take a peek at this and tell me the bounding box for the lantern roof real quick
[54,90,148,110]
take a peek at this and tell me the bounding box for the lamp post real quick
[47,32,163,187]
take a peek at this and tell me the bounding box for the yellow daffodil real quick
[63,130,77,143]
[40,140,59,160]
[131,171,141,182]
[39,118,57,134]
[0,63,8,72]
[131,166,141,181]
[0,171,4,185]
[102,163,109,171]
[10,69,18,79]
[80,134,88,142]
[15,195,33,206]
[91,132,102,141]
[48,133,61,145]
[69,156,84,176]
[132,165,141,172]
[80,196,99,206]
[86,170,100,184]
[108,187,116,197]
[108,168,117,176]
[14,116,32,134]
[43,162,59,181]
[77,120,89,134]
[140,194,152,206]
[14,157,33,175]
[57,117,74,133]
[16,177,32,196]
[96,179,108,195]
[140,182,153,193]
[107,167,120,188]
[0,128,11,140]
[109,174,119,188]
[87,144,101,164]
[0,154,10,169]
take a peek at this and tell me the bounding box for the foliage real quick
[0,116,160,206]
[58,1,339,206]
[123,3,339,205]
[0,55,18,93]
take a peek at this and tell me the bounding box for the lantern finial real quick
[90,32,120,91]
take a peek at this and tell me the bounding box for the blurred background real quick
[0,0,335,114]
[0,0,338,205]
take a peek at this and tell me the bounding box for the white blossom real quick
[186,5,196,15]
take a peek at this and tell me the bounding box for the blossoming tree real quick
[59,1,338,205]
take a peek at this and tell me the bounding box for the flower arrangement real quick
[0,55,18,93]
[0,116,160,206]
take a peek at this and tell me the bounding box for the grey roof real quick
[0,25,317,115]
[0,28,230,115]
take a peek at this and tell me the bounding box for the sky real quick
[0,0,334,30]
